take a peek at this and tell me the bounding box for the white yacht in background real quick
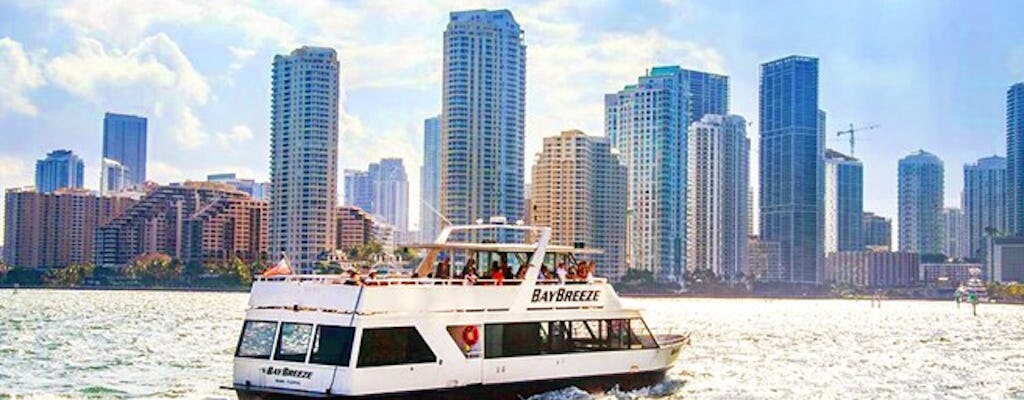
[228,220,688,399]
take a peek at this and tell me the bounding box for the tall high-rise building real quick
[373,158,409,233]
[102,113,148,185]
[823,149,863,254]
[686,114,749,281]
[4,187,135,268]
[758,55,823,284]
[344,169,375,212]
[441,10,526,242]
[862,212,892,250]
[897,150,944,254]
[942,207,967,259]
[963,155,1007,258]
[100,158,129,195]
[1006,83,1024,234]
[530,130,627,278]
[420,116,442,242]
[345,159,409,234]
[35,149,84,193]
[606,66,729,282]
[268,47,340,272]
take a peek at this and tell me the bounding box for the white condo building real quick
[686,115,749,281]
[441,9,526,242]
[268,47,340,272]
[420,116,442,242]
[373,158,409,234]
[100,157,129,195]
[824,149,864,254]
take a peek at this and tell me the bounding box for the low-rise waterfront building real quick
[986,236,1024,282]
[747,235,782,282]
[825,251,919,288]
[920,262,983,287]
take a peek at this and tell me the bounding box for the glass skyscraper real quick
[420,116,442,242]
[268,47,340,272]
[963,155,1006,258]
[606,66,728,282]
[758,56,823,284]
[1007,83,1024,234]
[897,150,944,255]
[102,113,147,185]
[441,9,525,241]
[824,149,863,254]
[35,149,84,193]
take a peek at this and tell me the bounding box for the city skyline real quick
[0,1,1023,246]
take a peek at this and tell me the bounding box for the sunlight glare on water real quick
[1,290,1022,399]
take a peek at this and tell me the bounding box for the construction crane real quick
[836,123,879,156]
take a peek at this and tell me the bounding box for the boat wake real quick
[525,379,687,400]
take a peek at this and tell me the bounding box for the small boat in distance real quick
[229,220,688,399]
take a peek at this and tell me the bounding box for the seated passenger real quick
[490,261,504,285]
[463,265,479,285]
[461,258,477,278]
[515,265,528,280]
[437,259,452,279]
[538,265,551,281]
[555,262,568,284]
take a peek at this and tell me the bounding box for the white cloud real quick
[55,0,296,49]
[0,37,46,117]
[227,46,257,71]
[46,33,212,148]
[147,161,185,185]
[217,125,254,147]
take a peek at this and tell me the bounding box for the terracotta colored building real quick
[94,182,267,267]
[3,187,135,268]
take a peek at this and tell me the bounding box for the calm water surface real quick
[1,290,1022,399]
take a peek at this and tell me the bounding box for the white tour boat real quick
[229,222,688,399]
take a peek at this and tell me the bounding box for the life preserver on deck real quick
[462,325,480,347]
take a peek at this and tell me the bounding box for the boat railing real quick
[254,274,609,286]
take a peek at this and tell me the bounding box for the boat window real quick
[235,320,277,359]
[630,319,659,349]
[274,322,313,362]
[485,322,544,358]
[357,327,436,367]
[310,325,355,366]
[484,318,657,358]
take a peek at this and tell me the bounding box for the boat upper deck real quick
[250,223,626,316]
[250,274,622,316]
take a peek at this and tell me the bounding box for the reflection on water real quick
[1,290,1022,399]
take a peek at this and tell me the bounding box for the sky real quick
[0,0,1022,244]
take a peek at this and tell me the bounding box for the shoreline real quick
[3,284,1021,304]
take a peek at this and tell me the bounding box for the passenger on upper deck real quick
[437,258,452,279]
[490,261,504,285]
[556,262,568,284]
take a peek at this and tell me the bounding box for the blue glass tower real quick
[102,113,148,185]
[1007,83,1024,234]
[606,66,728,282]
[35,149,84,193]
[759,56,823,284]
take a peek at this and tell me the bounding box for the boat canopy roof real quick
[405,242,603,255]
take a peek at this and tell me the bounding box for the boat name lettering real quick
[260,366,313,379]
[531,288,600,303]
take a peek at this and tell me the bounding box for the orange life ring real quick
[461,325,480,346]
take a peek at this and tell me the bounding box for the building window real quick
[357,327,436,367]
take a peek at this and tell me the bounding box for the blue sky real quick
[0,0,1022,242]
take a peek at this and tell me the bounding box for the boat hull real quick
[234,367,670,400]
